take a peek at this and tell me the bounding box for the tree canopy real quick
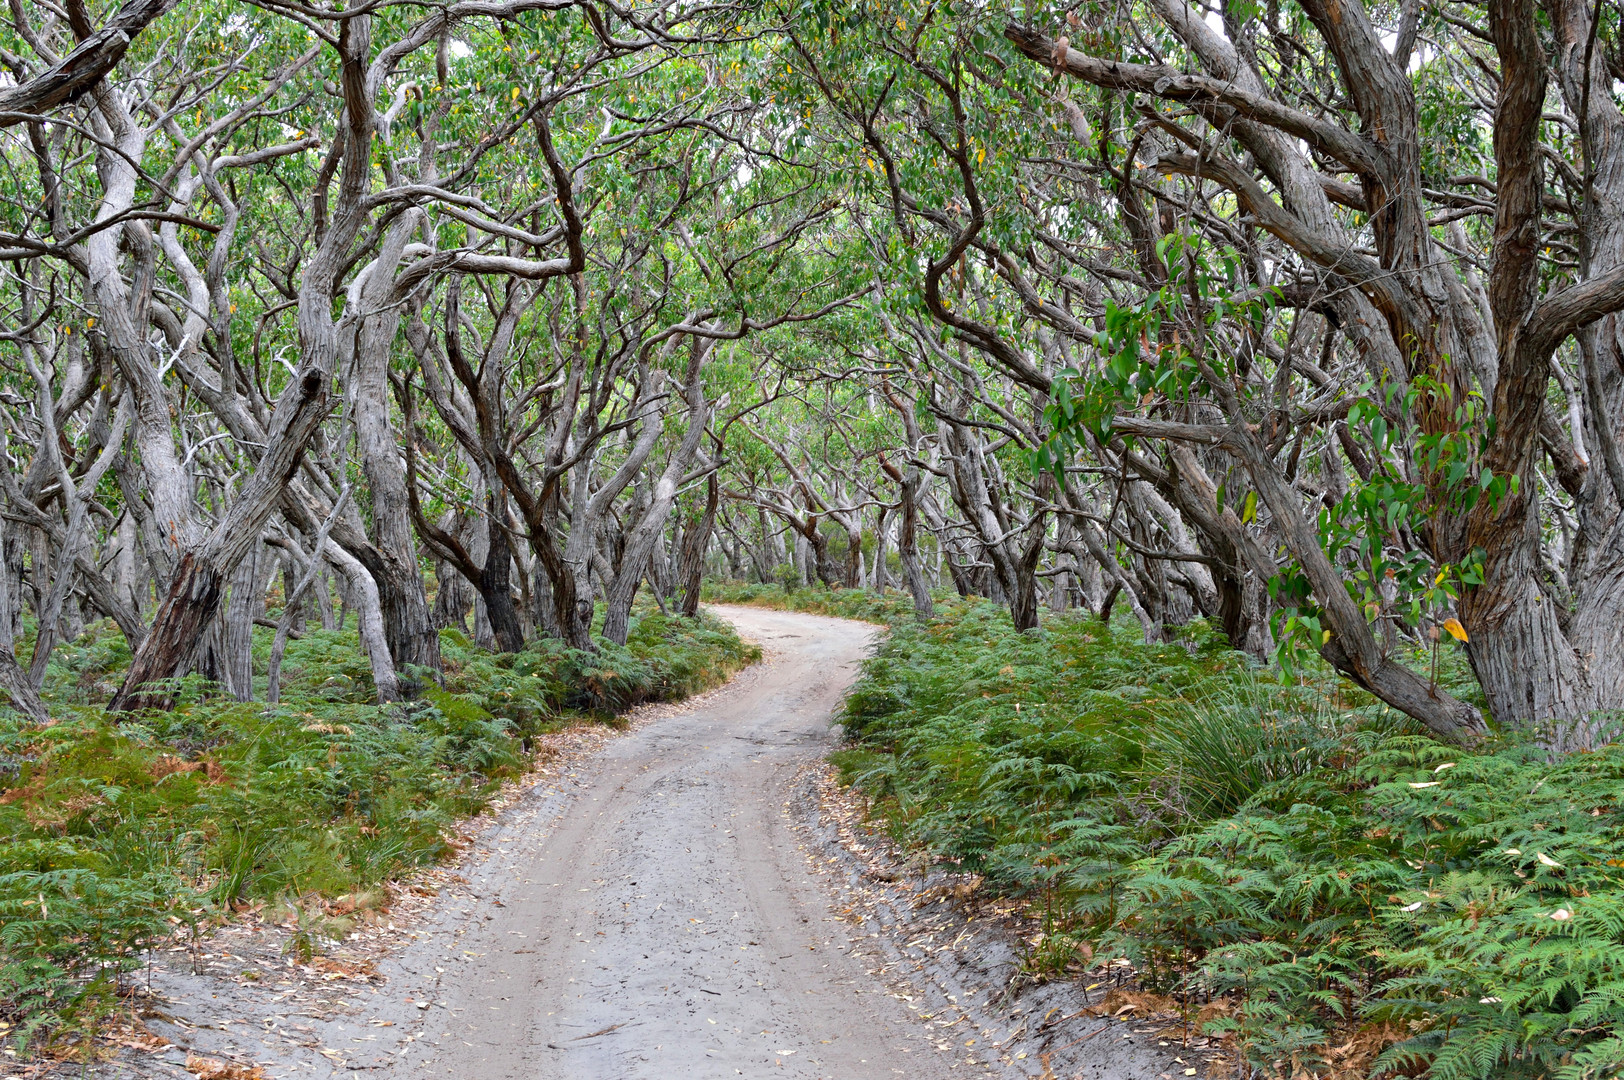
[1,0,1621,746]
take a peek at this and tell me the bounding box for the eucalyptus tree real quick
[391,28,868,651]
[988,0,1624,746]
[768,0,1624,744]
[0,0,789,709]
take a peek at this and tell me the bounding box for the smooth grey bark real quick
[871,506,890,593]
[323,535,400,703]
[347,212,441,678]
[602,341,714,645]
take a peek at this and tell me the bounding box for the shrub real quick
[834,600,1624,1079]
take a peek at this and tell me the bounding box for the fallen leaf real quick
[185,1054,265,1080]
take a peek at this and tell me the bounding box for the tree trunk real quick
[840,522,862,588]
[353,215,440,679]
[882,450,933,619]
[0,528,45,720]
[678,473,719,617]
[433,556,473,633]
[1008,515,1046,632]
[325,539,400,702]
[219,539,267,701]
[109,18,377,711]
[476,507,526,653]
[109,552,225,712]
[793,528,809,587]
[267,491,348,704]
[872,506,890,593]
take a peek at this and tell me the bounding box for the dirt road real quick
[371,604,975,1079]
[113,605,1200,1080]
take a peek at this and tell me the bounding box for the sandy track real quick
[116,606,989,1080]
[379,605,970,1079]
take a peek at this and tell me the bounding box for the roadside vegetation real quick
[4,0,1624,1074]
[0,607,756,1057]
[830,599,1624,1080]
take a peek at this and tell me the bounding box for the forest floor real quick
[62,607,1200,1080]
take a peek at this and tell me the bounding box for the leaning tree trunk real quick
[109,19,377,712]
[111,552,226,711]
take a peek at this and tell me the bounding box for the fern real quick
[834,600,1624,1078]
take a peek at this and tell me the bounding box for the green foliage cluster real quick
[0,610,756,1053]
[835,602,1624,1079]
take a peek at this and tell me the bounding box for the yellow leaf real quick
[1442,617,1469,642]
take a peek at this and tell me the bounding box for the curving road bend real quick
[379,605,968,1079]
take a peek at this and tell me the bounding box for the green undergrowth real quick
[702,578,934,623]
[834,601,1624,1080]
[0,607,756,1056]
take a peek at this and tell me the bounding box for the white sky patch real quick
[449,40,473,59]
[1202,10,1427,75]
[1377,28,1428,73]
